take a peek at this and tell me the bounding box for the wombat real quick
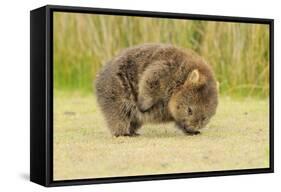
[96,43,218,137]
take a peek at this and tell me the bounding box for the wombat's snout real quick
[176,120,201,135]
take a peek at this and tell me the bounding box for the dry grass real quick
[53,92,269,180]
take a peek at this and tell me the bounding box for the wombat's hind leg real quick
[110,121,130,137]
[111,121,141,137]
[109,119,141,137]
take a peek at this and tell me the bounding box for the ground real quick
[53,92,270,180]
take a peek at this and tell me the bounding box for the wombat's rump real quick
[96,43,218,136]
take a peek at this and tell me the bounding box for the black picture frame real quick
[30,4,274,187]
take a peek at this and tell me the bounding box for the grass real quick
[53,92,270,180]
[53,12,270,97]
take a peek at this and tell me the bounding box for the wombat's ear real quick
[186,69,200,85]
[189,69,200,83]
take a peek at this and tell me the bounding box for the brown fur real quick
[95,43,218,136]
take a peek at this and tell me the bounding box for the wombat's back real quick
[96,43,176,102]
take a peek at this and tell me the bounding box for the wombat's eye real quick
[187,107,193,115]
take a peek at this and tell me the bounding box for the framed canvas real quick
[30,5,274,187]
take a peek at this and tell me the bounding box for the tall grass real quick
[53,12,270,97]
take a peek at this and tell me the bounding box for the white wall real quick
[0,0,279,191]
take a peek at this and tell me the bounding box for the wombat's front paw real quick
[137,96,154,112]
